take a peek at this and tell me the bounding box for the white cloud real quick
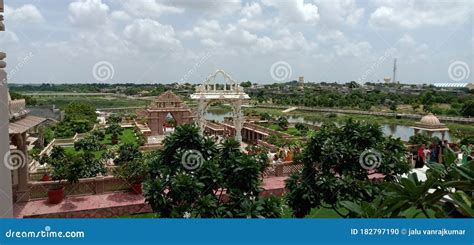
[315,0,364,26]
[241,2,262,18]
[396,34,429,62]
[398,34,415,46]
[369,0,471,29]
[123,18,182,51]
[68,0,109,28]
[317,30,345,43]
[5,4,44,24]
[171,0,242,16]
[110,11,131,21]
[334,41,372,57]
[0,31,19,45]
[122,0,184,18]
[263,0,320,25]
[237,2,269,30]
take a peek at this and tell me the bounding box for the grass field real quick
[34,96,150,109]
[63,128,138,157]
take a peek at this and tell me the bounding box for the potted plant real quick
[114,149,146,194]
[39,146,82,204]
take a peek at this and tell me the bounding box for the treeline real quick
[254,88,474,117]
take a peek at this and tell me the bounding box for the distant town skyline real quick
[0,0,472,84]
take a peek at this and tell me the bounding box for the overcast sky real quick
[0,0,473,84]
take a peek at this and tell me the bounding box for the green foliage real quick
[144,124,280,218]
[74,130,106,152]
[277,116,289,130]
[461,100,474,117]
[286,119,410,218]
[408,132,438,146]
[260,112,273,121]
[39,146,107,185]
[106,123,124,143]
[294,123,308,132]
[114,143,142,166]
[9,91,37,105]
[460,136,474,145]
[50,102,97,138]
[114,146,148,184]
[344,149,474,218]
[107,114,122,124]
[240,81,252,88]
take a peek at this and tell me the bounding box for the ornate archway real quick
[191,70,250,143]
[137,91,193,136]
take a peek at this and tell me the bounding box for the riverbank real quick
[244,107,474,140]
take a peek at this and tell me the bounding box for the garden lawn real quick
[62,128,138,158]
[265,124,303,137]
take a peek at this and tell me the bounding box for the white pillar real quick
[0,52,13,217]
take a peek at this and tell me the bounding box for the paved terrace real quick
[14,176,288,218]
[14,172,384,218]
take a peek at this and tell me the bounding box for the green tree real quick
[461,100,474,117]
[144,124,281,218]
[106,123,123,145]
[286,119,410,218]
[277,116,289,130]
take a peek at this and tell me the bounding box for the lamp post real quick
[0,0,14,218]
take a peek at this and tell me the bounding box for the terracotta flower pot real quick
[42,174,50,181]
[131,183,142,194]
[48,186,65,204]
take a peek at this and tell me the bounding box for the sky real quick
[0,0,473,84]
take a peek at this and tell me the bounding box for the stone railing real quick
[264,161,303,177]
[23,176,131,201]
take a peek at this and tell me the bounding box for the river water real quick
[205,111,453,142]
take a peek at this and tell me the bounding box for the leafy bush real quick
[286,119,410,218]
[144,124,281,218]
[294,123,308,132]
[39,146,107,185]
[460,136,474,145]
[408,132,438,146]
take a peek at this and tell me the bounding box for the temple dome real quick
[419,113,441,126]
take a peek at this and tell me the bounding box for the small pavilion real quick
[411,113,449,140]
[137,91,193,137]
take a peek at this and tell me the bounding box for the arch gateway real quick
[191,70,250,143]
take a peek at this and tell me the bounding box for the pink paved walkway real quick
[15,176,289,218]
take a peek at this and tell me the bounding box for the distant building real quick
[433,83,473,90]
[298,76,304,89]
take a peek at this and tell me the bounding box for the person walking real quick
[416,144,426,168]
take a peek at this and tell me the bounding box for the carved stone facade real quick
[137,91,193,136]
